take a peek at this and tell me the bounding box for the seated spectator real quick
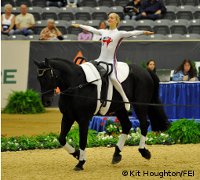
[135,0,166,21]
[46,0,66,7]
[92,21,107,41]
[1,4,15,36]
[78,29,92,40]
[39,19,63,40]
[66,0,79,8]
[14,4,35,36]
[172,59,198,81]
[124,0,142,20]
[146,59,156,73]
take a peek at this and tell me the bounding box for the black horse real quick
[34,58,170,171]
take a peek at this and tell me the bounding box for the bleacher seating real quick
[32,0,46,8]
[134,20,154,32]
[170,19,189,34]
[54,20,68,34]
[26,34,40,40]
[188,19,200,34]
[79,0,98,7]
[87,20,101,28]
[75,7,92,21]
[63,34,78,40]
[91,6,110,20]
[181,0,200,6]
[153,19,171,35]
[41,7,59,20]
[167,33,183,39]
[1,34,9,40]
[1,0,200,40]
[98,0,115,7]
[184,33,200,38]
[1,0,15,7]
[176,5,194,20]
[164,0,182,6]
[115,0,130,7]
[67,20,86,35]
[118,20,135,31]
[8,35,28,40]
[15,0,32,7]
[57,7,75,21]
[28,6,42,21]
[164,5,177,20]
[193,5,200,19]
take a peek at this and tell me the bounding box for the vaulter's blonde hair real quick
[109,12,121,27]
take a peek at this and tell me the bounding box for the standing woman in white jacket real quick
[72,13,153,111]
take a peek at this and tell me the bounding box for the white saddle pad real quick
[80,62,129,115]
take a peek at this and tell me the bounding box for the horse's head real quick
[34,59,57,107]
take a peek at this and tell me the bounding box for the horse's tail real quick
[147,70,170,132]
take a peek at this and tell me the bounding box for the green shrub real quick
[167,119,200,144]
[2,119,200,152]
[3,89,45,114]
[1,133,60,151]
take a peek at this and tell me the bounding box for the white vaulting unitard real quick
[79,25,144,111]
[117,134,128,151]
[63,143,75,154]
[79,149,86,161]
[139,135,146,149]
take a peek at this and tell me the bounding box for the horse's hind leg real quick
[112,107,132,164]
[58,114,79,159]
[134,106,151,160]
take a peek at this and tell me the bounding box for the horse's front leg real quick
[112,107,132,164]
[58,114,79,159]
[73,120,89,171]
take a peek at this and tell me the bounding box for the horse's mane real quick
[47,57,80,71]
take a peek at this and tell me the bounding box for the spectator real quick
[39,19,63,40]
[1,4,15,36]
[78,29,93,40]
[14,4,35,36]
[66,0,79,7]
[92,21,107,41]
[146,59,156,73]
[124,0,142,20]
[172,59,198,81]
[46,0,66,7]
[135,0,166,21]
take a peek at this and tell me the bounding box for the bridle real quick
[37,67,57,95]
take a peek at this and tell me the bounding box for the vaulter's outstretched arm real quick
[120,30,154,38]
[72,24,102,35]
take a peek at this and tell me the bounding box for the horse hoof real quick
[112,154,122,164]
[71,149,80,160]
[74,166,84,171]
[74,160,86,171]
[138,148,151,160]
[112,146,122,164]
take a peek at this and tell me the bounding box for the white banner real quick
[1,41,30,108]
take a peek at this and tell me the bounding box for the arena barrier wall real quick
[1,41,30,108]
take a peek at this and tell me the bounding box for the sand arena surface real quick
[1,109,200,180]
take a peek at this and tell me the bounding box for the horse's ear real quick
[34,60,40,67]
